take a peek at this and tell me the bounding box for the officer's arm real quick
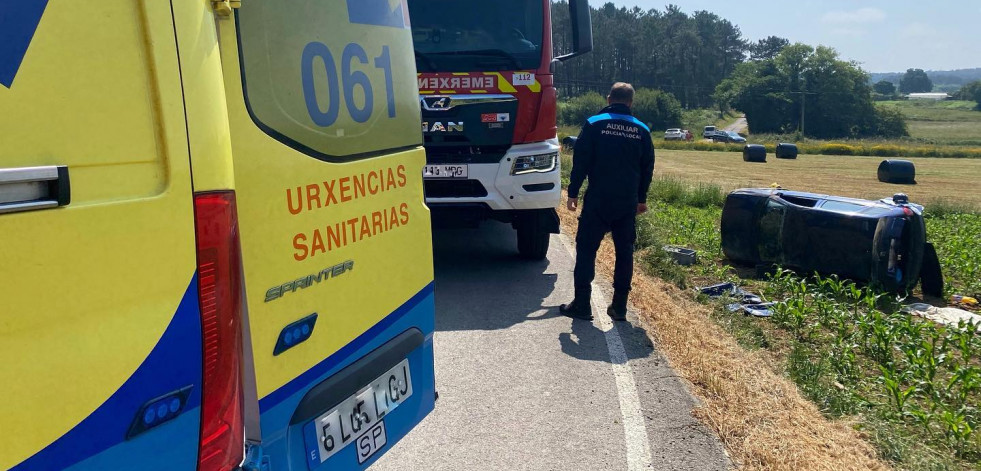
[568,122,596,199]
[638,133,656,203]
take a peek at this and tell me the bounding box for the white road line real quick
[559,234,654,471]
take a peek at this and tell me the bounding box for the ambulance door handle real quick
[0,166,71,215]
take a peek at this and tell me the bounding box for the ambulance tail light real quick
[193,191,245,471]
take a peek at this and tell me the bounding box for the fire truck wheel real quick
[517,224,550,260]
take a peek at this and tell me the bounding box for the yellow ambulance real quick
[1,1,435,469]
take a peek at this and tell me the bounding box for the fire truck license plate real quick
[423,165,468,179]
[303,360,413,466]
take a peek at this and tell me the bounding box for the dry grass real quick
[558,202,891,471]
[655,150,981,207]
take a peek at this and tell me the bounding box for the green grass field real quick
[879,100,981,146]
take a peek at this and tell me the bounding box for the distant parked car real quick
[703,125,719,139]
[664,128,685,140]
[710,131,746,143]
[721,189,941,294]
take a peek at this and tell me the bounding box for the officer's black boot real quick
[560,285,593,320]
[607,290,629,321]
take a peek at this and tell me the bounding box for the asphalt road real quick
[374,221,730,471]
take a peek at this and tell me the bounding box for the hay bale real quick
[877,159,916,184]
[776,143,798,159]
[743,144,767,163]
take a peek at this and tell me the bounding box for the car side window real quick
[819,201,866,213]
[759,199,787,261]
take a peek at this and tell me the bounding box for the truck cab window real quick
[408,0,544,71]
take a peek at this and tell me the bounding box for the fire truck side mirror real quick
[554,0,593,63]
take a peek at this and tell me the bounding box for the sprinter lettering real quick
[265,260,355,302]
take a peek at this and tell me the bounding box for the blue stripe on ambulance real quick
[11,276,203,471]
[258,283,436,470]
[0,0,49,88]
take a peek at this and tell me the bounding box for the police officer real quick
[561,82,655,322]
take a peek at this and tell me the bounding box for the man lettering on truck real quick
[561,82,656,322]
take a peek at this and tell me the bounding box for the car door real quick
[1,2,200,470]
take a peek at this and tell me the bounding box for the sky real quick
[605,0,980,72]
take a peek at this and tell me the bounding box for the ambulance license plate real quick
[304,359,412,466]
[423,164,467,179]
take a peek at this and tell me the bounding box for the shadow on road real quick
[432,221,559,332]
[559,317,657,364]
[433,220,657,364]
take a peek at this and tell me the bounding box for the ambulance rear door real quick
[213,1,437,468]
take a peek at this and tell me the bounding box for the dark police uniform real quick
[568,103,655,297]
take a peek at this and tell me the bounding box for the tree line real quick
[559,88,683,130]
[551,2,921,138]
[874,69,937,98]
[714,45,908,138]
[871,68,981,93]
[551,2,978,136]
[551,2,754,109]
[956,81,981,109]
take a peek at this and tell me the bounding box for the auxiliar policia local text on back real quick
[1,1,436,470]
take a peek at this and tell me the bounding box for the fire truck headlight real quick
[511,152,558,175]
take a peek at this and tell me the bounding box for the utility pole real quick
[791,90,815,137]
[800,93,805,136]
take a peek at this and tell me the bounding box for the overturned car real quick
[721,189,941,294]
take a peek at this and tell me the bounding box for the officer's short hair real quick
[608,82,634,104]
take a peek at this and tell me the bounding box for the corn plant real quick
[764,271,981,462]
[880,365,917,417]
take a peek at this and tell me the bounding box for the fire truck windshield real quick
[409,0,544,72]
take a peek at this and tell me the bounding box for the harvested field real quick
[655,150,981,208]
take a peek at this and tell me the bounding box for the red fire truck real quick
[408,0,593,259]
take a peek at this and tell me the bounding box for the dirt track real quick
[723,117,749,134]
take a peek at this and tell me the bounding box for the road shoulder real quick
[558,233,730,471]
